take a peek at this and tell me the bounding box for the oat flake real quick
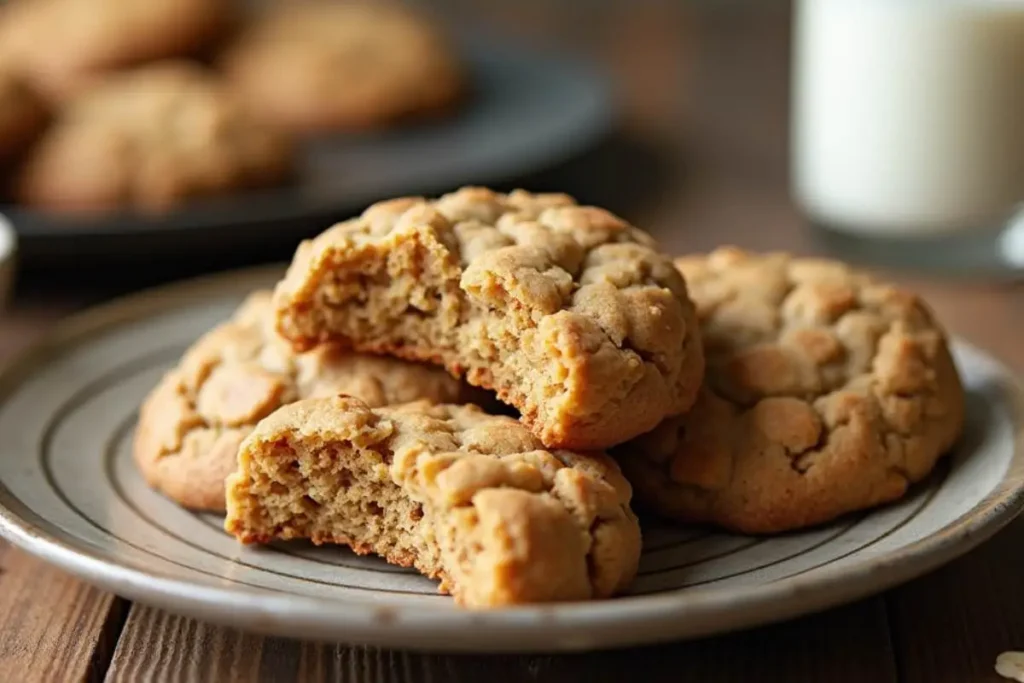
[996,652,1024,682]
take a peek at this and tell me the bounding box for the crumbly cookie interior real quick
[280,230,568,443]
[226,433,435,575]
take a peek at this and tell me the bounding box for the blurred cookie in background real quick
[0,0,237,102]
[221,0,465,134]
[0,67,49,172]
[14,61,295,214]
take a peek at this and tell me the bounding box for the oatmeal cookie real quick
[272,187,705,451]
[14,62,294,213]
[0,67,48,171]
[134,290,479,512]
[615,247,965,534]
[0,0,235,101]
[224,396,641,607]
[220,0,464,132]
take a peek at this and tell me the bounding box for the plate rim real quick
[0,265,1022,653]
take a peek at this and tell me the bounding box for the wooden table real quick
[2,2,1022,681]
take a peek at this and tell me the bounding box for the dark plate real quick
[2,36,613,264]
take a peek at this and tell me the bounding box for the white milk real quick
[792,0,1024,237]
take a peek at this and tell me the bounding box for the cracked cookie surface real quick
[15,62,294,213]
[615,247,965,534]
[221,0,464,133]
[273,186,704,450]
[134,290,477,512]
[224,396,641,607]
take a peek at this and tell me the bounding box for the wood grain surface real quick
[0,2,1021,682]
[106,599,899,683]
[0,545,128,683]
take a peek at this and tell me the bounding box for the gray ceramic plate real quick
[1,36,612,263]
[0,267,1022,653]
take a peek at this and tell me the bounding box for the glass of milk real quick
[791,0,1024,273]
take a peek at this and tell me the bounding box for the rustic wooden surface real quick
[1,2,1022,682]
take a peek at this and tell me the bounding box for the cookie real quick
[221,0,464,132]
[272,186,705,451]
[14,62,294,213]
[0,67,48,171]
[134,290,479,512]
[224,396,641,607]
[615,247,965,534]
[0,0,235,101]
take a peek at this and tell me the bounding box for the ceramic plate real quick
[1,36,612,264]
[0,267,1022,653]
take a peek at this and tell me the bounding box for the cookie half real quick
[224,396,641,607]
[272,186,705,451]
[615,247,965,534]
[221,0,464,132]
[14,62,295,213]
[134,290,479,512]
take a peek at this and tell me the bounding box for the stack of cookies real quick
[134,186,966,608]
[0,0,465,213]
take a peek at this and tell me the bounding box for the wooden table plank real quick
[887,516,1024,683]
[104,608,261,683]
[107,598,897,683]
[0,545,129,683]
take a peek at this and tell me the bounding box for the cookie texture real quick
[224,396,641,608]
[14,62,294,213]
[0,67,48,170]
[615,247,965,534]
[221,0,464,132]
[0,0,235,101]
[273,186,704,451]
[134,290,478,512]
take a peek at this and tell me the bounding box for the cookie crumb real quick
[997,652,1024,682]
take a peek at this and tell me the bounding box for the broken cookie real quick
[272,186,704,451]
[224,396,642,607]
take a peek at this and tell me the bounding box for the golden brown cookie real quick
[615,247,966,534]
[0,67,48,171]
[224,396,641,608]
[14,62,294,213]
[134,290,481,512]
[0,0,235,102]
[221,0,464,133]
[272,186,705,451]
